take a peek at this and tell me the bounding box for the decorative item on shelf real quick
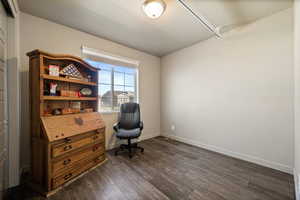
[52,108,62,115]
[44,106,52,117]
[60,90,79,97]
[49,65,60,76]
[70,102,81,113]
[50,83,58,96]
[60,64,83,80]
[80,88,92,96]
[72,109,81,113]
[84,108,93,113]
[62,108,73,115]
[87,75,92,82]
[71,91,78,97]
[60,90,69,97]
[82,77,88,82]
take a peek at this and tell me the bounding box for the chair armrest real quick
[113,122,120,132]
[140,121,144,131]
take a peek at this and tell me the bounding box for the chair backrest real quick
[119,103,140,130]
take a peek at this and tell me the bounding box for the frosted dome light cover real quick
[142,0,166,19]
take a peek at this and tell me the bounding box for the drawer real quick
[52,130,105,158]
[52,154,106,189]
[52,143,105,176]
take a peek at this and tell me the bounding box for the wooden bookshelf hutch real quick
[27,50,106,196]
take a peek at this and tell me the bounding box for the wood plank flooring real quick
[9,136,295,200]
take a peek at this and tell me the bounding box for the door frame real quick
[4,0,20,188]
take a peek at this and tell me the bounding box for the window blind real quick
[81,46,139,68]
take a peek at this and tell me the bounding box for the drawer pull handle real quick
[95,157,103,162]
[64,138,72,143]
[93,146,99,152]
[64,173,72,180]
[63,159,71,165]
[64,145,72,151]
[93,135,99,140]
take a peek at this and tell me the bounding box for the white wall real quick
[294,0,300,198]
[161,8,294,173]
[19,13,161,169]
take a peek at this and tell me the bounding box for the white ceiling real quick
[18,0,293,56]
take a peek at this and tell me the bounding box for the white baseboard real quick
[295,169,300,200]
[164,134,293,174]
[140,132,160,141]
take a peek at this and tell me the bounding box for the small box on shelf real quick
[49,65,60,76]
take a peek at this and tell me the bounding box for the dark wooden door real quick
[0,2,8,199]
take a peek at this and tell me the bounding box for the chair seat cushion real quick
[116,128,141,139]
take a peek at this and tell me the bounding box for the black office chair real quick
[114,103,144,158]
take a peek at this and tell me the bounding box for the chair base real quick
[115,138,144,158]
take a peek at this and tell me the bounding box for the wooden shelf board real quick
[42,74,97,86]
[43,112,98,118]
[43,96,97,101]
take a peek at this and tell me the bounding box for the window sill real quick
[100,111,119,115]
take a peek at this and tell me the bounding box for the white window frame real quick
[99,65,139,114]
[81,46,139,114]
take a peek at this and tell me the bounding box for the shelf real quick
[43,96,98,101]
[43,112,98,118]
[41,74,97,86]
[42,111,99,118]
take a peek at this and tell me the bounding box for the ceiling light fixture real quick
[142,0,166,19]
[142,0,222,38]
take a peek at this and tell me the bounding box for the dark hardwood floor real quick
[10,137,295,200]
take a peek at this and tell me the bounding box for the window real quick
[85,59,138,112]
